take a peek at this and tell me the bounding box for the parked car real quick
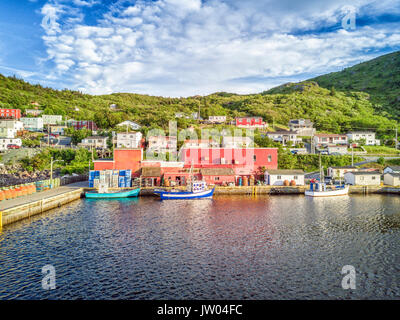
[7,144,20,149]
[290,150,298,155]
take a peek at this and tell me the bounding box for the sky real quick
[0,0,399,97]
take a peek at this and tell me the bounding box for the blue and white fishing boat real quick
[305,154,349,197]
[85,182,140,199]
[154,181,215,200]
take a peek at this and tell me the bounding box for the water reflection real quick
[0,194,400,299]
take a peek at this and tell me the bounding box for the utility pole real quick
[50,157,53,186]
[351,145,354,167]
[47,124,50,146]
[396,127,398,150]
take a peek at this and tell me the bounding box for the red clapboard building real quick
[69,120,98,131]
[235,117,267,128]
[0,109,21,120]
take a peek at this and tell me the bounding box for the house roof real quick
[201,168,235,176]
[329,166,357,169]
[86,136,107,139]
[266,130,297,135]
[289,119,313,125]
[141,167,162,177]
[266,169,305,175]
[385,165,400,171]
[315,133,347,138]
[345,171,381,175]
[385,172,400,177]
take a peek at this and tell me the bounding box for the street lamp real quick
[50,157,64,188]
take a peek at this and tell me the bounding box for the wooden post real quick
[0,211,2,229]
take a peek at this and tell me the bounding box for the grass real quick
[363,146,400,155]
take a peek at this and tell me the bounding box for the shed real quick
[344,171,381,186]
[383,172,400,186]
[265,169,305,186]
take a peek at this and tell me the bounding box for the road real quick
[354,156,400,166]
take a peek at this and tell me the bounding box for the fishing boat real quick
[154,163,214,200]
[85,182,140,199]
[305,180,349,197]
[305,154,349,197]
[154,181,215,200]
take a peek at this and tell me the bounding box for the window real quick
[294,176,298,180]
[268,155,272,162]
[215,177,220,181]
[277,175,282,180]
[253,155,257,162]
[372,176,376,180]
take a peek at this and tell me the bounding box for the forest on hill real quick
[0,50,398,141]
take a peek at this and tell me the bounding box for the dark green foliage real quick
[311,51,400,120]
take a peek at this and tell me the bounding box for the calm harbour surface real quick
[1,194,400,300]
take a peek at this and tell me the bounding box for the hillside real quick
[0,54,398,139]
[310,51,400,120]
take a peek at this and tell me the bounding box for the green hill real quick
[0,51,398,141]
[310,50,400,120]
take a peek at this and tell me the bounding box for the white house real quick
[116,132,142,148]
[208,116,226,123]
[20,117,44,132]
[117,120,141,130]
[147,135,177,154]
[222,136,253,148]
[25,109,43,116]
[346,131,380,146]
[344,171,381,186]
[42,115,63,125]
[0,138,22,151]
[383,173,400,186]
[314,134,348,147]
[288,119,315,136]
[264,169,305,186]
[0,119,24,138]
[383,166,400,174]
[79,136,108,149]
[265,130,301,146]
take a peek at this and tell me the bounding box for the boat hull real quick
[85,188,141,199]
[305,186,349,197]
[155,187,215,200]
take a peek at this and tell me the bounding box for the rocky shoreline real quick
[0,166,62,187]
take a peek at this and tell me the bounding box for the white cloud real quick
[39,0,400,96]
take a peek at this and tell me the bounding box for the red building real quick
[93,147,278,186]
[235,117,267,128]
[180,147,278,173]
[93,149,143,176]
[0,109,21,120]
[69,120,98,131]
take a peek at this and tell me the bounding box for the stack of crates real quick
[112,170,119,188]
[89,169,132,188]
[118,170,132,188]
[89,170,100,188]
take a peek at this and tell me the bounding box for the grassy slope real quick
[310,51,400,120]
[0,51,398,136]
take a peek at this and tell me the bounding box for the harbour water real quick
[1,194,400,299]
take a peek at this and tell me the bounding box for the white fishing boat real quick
[305,154,349,197]
[154,181,215,200]
[305,181,349,197]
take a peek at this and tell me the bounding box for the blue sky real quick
[0,0,399,96]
